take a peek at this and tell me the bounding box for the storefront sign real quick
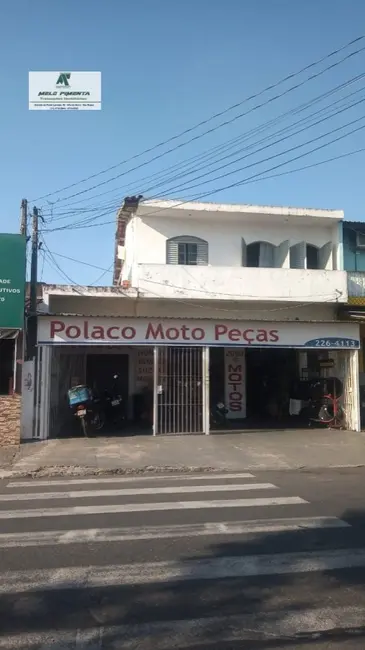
[0,234,26,329]
[224,349,246,419]
[38,317,361,349]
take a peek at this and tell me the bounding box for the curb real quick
[1,463,365,480]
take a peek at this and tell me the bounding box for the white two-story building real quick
[34,197,361,440]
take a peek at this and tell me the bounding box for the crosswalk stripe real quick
[1,606,364,648]
[0,496,307,519]
[0,482,277,502]
[6,472,255,488]
[0,517,349,548]
[2,547,365,592]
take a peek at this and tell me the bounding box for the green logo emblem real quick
[56,73,71,87]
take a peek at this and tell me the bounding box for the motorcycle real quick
[103,374,125,428]
[210,401,229,426]
[67,384,105,437]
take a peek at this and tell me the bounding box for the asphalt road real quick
[1,467,365,648]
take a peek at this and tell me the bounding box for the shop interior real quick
[49,347,154,438]
[209,346,341,430]
[47,343,347,437]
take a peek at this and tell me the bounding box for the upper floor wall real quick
[122,200,344,274]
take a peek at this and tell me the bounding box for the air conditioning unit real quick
[356,232,365,249]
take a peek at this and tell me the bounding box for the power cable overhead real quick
[40,73,365,227]
[31,35,365,204]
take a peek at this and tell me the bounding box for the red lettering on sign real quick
[145,323,165,340]
[181,325,190,340]
[106,327,119,339]
[121,326,136,340]
[65,325,81,339]
[256,329,268,342]
[191,327,205,340]
[242,329,254,344]
[228,328,241,342]
[91,326,105,340]
[269,329,279,342]
[215,324,228,340]
[83,321,89,339]
[216,324,280,345]
[166,327,180,340]
[50,320,65,338]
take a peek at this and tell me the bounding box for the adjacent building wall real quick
[0,394,21,446]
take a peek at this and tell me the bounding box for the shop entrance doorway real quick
[156,347,204,434]
[245,348,298,425]
[86,354,129,409]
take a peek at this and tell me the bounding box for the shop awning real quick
[0,329,19,340]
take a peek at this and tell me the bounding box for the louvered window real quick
[166,236,208,265]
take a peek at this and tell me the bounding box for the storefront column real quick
[152,346,159,436]
[37,345,51,440]
[202,346,210,434]
[351,349,361,432]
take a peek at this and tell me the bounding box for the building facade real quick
[33,199,361,440]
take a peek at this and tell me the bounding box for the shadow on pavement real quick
[1,508,365,648]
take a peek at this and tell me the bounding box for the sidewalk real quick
[2,429,365,478]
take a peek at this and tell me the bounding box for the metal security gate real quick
[155,347,204,434]
[332,349,360,431]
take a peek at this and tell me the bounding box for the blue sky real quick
[1,0,365,284]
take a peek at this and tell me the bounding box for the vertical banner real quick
[20,360,35,439]
[224,348,246,419]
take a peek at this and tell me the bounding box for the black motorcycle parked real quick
[103,374,125,429]
[210,401,229,426]
[67,385,105,437]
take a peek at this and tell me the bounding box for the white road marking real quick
[6,472,255,489]
[2,607,365,648]
[0,482,277,502]
[2,548,365,592]
[0,496,307,519]
[0,517,349,548]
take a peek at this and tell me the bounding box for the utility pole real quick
[20,198,28,237]
[26,206,39,361]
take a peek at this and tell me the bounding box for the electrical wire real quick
[149,108,365,198]
[40,134,365,237]
[90,263,114,286]
[240,145,365,185]
[32,36,365,205]
[41,71,365,216]
[40,79,365,229]
[46,251,111,272]
[133,117,365,219]
[146,92,365,198]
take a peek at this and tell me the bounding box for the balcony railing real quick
[129,264,347,303]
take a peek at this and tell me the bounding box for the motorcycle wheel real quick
[92,411,105,431]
